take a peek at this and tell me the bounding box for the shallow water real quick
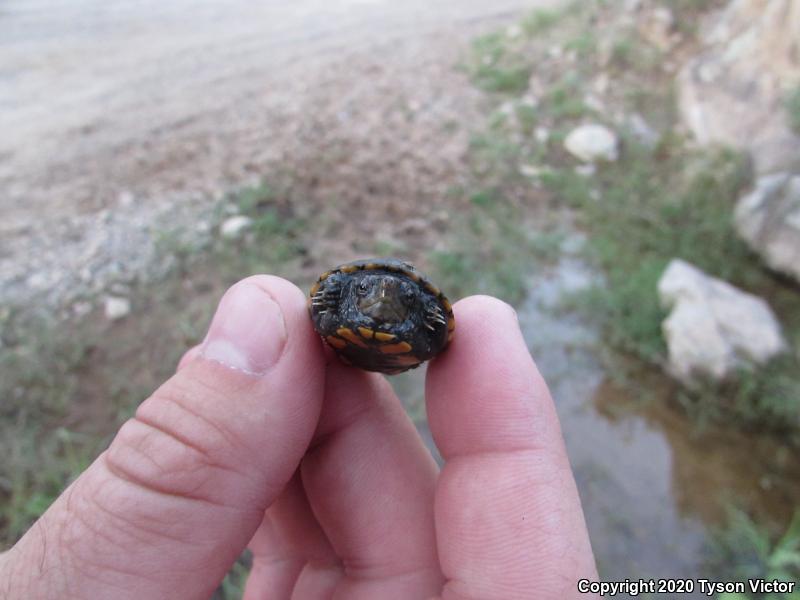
[393,254,800,587]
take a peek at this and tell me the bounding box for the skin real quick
[0,275,598,600]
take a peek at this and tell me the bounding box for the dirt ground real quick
[0,0,566,311]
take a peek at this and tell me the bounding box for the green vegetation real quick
[462,0,800,431]
[430,189,564,304]
[710,509,800,600]
[787,85,800,135]
[557,137,800,429]
[213,553,252,600]
[468,32,532,94]
[467,2,580,95]
[0,181,308,551]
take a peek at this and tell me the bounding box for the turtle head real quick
[355,274,417,324]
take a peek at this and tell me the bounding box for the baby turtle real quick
[308,258,455,374]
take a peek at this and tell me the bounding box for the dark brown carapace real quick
[308,258,455,374]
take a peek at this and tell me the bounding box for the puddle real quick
[517,257,709,581]
[393,253,800,588]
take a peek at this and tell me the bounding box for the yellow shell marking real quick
[379,341,413,354]
[326,336,347,350]
[442,298,452,313]
[447,317,456,332]
[340,265,358,274]
[358,327,375,339]
[336,328,368,348]
[374,331,396,342]
[310,281,321,296]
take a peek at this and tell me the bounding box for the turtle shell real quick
[308,258,455,374]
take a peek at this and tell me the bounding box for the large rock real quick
[564,124,619,162]
[735,173,800,282]
[658,259,786,385]
[678,0,800,175]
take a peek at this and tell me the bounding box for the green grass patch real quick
[545,132,800,429]
[708,509,800,599]
[213,553,252,600]
[467,32,532,95]
[786,85,800,135]
[565,31,597,59]
[429,190,563,304]
[521,8,562,36]
[0,180,309,547]
[546,73,591,121]
[462,0,800,432]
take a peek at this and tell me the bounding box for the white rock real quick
[564,124,619,162]
[519,163,546,178]
[72,301,93,318]
[220,215,253,239]
[104,295,131,321]
[677,0,800,174]
[658,259,786,385]
[506,24,522,38]
[534,127,550,144]
[735,173,800,283]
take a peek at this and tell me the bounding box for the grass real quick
[547,133,800,429]
[429,189,564,304]
[0,180,308,550]
[462,0,800,430]
[709,509,800,599]
[467,2,582,96]
[468,32,531,94]
[787,85,800,135]
[212,553,252,600]
[520,8,562,36]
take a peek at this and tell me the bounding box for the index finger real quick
[426,295,598,600]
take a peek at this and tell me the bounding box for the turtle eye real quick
[357,279,370,296]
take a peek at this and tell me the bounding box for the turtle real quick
[308,258,455,374]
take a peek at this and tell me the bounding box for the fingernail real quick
[201,283,287,375]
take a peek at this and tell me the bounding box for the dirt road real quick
[0,0,564,309]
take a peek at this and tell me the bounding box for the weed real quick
[786,85,800,135]
[0,179,309,547]
[468,32,532,95]
[548,132,800,428]
[565,32,597,59]
[514,102,538,135]
[546,78,590,121]
[213,552,252,600]
[521,8,562,36]
[708,508,800,599]
[429,190,561,304]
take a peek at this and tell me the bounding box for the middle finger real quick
[301,362,444,598]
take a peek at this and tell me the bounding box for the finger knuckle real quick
[103,387,252,507]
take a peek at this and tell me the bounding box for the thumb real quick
[0,276,325,600]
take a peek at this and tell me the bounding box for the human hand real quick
[0,275,598,599]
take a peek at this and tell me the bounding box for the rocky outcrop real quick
[678,0,800,175]
[735,173,800,283]
[658,259,786,385]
